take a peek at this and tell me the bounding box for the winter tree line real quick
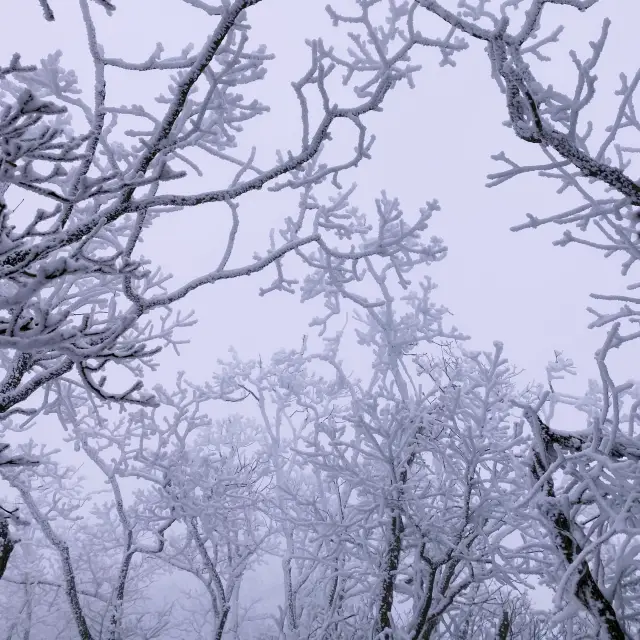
[0,0,639,638]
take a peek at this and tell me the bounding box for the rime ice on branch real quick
[0,0,464,417]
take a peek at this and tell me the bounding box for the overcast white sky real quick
[3,1,638,396]
[2,0,640,621]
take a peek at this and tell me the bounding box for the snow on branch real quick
[0,0,466,417]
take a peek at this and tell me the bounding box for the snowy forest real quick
[0,0,639,638]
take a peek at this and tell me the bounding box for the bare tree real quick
[201,216,531,639]
[121,394,274,640]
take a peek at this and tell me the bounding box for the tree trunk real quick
[496,609,510,640]
[0,520,15,580]
[375,510,403,638]
[528,421,627,640]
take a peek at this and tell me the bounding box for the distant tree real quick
[201,216,534,639]
[113,388,275,640]
[0,434,184,640]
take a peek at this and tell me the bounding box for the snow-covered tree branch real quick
[0,0,465,417]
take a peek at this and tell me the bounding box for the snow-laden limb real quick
[0,0,466,418]
[125,407,274,640]
[519,407,628,640]
[414,1,640,356]
[0,443,39,580]
[0,519,15,581]
[502,345,640,639]
[36,0,115,21]
[408,2,640,324]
